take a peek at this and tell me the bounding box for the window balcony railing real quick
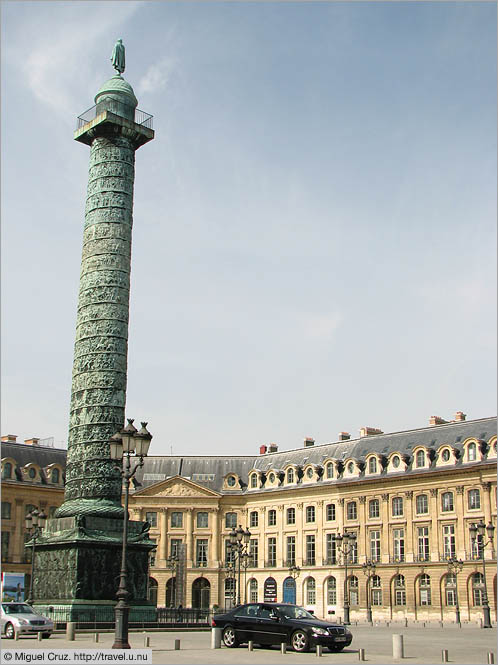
[76,102,153,131]
[193,561,208,568]
[439,553,456,562]
[265,560,277,568]
[304,558,316,567]
[414,554,430,563]
[284,559,297,568]
[389,555,405,563]
[322,557,337,566]
[248,559,258,568]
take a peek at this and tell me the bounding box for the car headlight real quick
[312,627,329,636]
[18,618,29,625]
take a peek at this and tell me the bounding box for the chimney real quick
[360,427,383,438]
[454,411,466,422]
[429,416,447,426]
[304,437,315,447]
[268,442,278,453]
[259,444,267,455]
[1,434,17,442]
[338,432,351,441]
[24,438,40,446]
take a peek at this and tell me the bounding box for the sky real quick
[1,1,496,456]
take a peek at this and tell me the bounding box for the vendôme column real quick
[33,42,156,621]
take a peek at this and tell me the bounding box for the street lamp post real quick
[166,554,179,607]
[227,525,251,606]
[109,419,152,649]
[362,559,376,623]
[25,509,47,604]
[469,521,495,629]
[336,531,356,625]
[289,564,301,580]
[446,557,463,624]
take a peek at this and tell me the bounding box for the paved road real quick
[1,624,496,664]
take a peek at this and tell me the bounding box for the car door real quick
[232,604,260,642]
[256,605,285,645]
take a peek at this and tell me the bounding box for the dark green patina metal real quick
[31,44,156,620]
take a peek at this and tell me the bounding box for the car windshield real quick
[2,604,33,615]
[276,605,316,620]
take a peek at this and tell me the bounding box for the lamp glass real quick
[38,511,47,528]
[229,529,237,545]
[135,436,150,457]
[110,441,123,460]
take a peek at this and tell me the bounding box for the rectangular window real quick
[267,537,277,566]
[306,506,315,523]
[393,529,405,561]
[325,533,337,564]
[443,524,456,559]
[347,502,357,520]
[306,535,316,565]
[225,539,235,565]
[327,579,337,605]
[416,494,428,515]
[249,512,259,528]
[441,492,454,512]
[171,512,183,528]
[417,526,430,561]
[370,530,381,562]
[372,589,382,606]
[369,499,380,519]
[249,539,258,567]
[146,511,157,527]
[446,588,456,606]
[195,539,208,567]
[287,508,296,525]
[420,588,431,606]
[197,512,209,528]
[350,539,358,564]
[170,539,182,558]
[468,490,481,510]
[1,532,10,561]
[326,504,336,521]
[268,510,276,526]
[1,502,11,520]
[286,536,296,566]
[395,590,406,606]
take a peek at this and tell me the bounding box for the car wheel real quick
[291,630,309,652]
[5,623,16,639]
[222,626,239,648]
[42,633,52,639]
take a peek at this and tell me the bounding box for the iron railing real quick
[37,606,212,629]
[76,103,153,131]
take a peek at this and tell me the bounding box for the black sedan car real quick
[212,603,353,652]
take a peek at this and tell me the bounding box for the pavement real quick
[1,624,496,665]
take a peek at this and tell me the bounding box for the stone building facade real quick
[2,414,496,623]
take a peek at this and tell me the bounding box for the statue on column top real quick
[111,39,125,75]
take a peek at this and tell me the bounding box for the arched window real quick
[347,462,355,474]
[468,489,480,510]
[441,449,451,462]
[52,468,60,484]
[392,455,400,468]
[369,457,377,473]
[394,575,406,606]
[250,474,258,488]
[416,450,425,467]
[326,463,334,479]
[249,511,258,528]
[192,578,210,609]
[28,467,37,480]
[2,462,12,480]
[472,573,485,606]
[445,573,457,606]
[416,494,428,514]
[371,575,382,606]
[165,577,176,608]
[327,577,337,605]
[369,499,380,519]
[287,468,294,484]
[148,578,158,605]
[349,575,359,605]
[467,442,477,461]
[441,492,454,512]
[249,579,258,603]
[419,574,431,606]
[306,577,316,605]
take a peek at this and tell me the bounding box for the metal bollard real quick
[94,633,99,643]
[439,621,444,629]
[393,634,404,659]
[14,631,19,641]
[487,653,495,665]
[248,641,253,651]
[358,648,366,661]
[66,622,75,641]
[316,645,322,657]
[144,636,150,647]
[404,618,408,627]
[174,639,181,650]
[37,632,43,641]
[442,650,449,663]
[281,642,287,654]
[211,627,221,649]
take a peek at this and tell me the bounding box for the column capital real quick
[456,485,465,495]
[430,489,438,497]
[482,482,491,492]
[382,493,389,502]
[359,496,366,504]
[404,491,413,499]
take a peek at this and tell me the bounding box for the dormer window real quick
[268,472,275,483]
[416,450,425,468]
[441,449,450,462]
[392,456,400,468]
[250,474,258,488]
[347,462,354,474]
[28,467,37,480]
[467,443,477,462]
[306,467,313,479]
[368,457,377,474]
[287,468,294,484]
[325,462,334,479]
[227,475,236,487]
[52,468,60,484]
[2,462,12,480]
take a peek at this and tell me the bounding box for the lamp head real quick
[486,521,495,542]
[469,523,477,539]
[236,525,244,542]
[476,520,486,537]
[109,432,124,460]
[121,418,138,454]
[229,528,237,545]
[135,422,153,457]
[38,510,47,529]
[243,527,251,544]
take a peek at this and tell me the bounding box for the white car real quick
[1,602,54,639]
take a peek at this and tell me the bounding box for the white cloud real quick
[137,57,176,96]
[302,312,344,341]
